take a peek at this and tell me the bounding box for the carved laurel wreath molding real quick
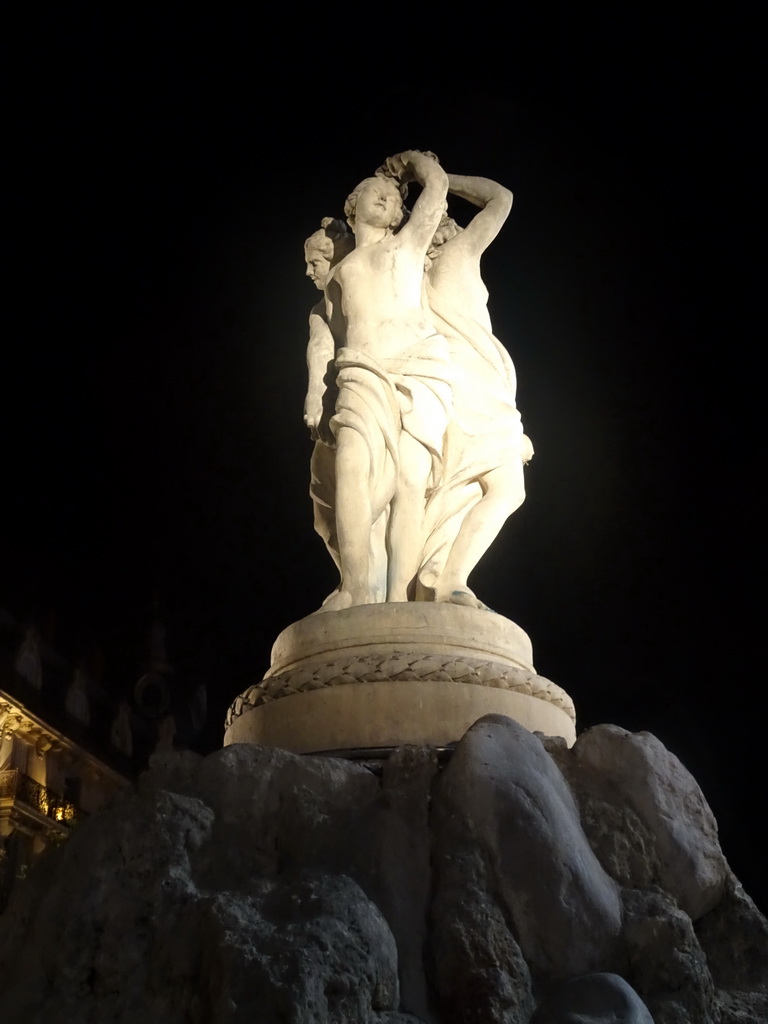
[225,651,576,729]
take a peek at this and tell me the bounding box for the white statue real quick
[302,218,354,594]
[303,152,531,611]
[417,173,533,606]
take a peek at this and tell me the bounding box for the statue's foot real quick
[452,589,490,610]
[320,587,341,608]
[316,590,353,613]
[433,584,490,611]
[315,588,370,614]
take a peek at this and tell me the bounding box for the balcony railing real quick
[0,769,87,828]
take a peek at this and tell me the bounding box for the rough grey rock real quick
[531,972,654,1023]
[555,774,661,892]
[695,872,768,1024]
[142,744,294,884]
[572,724,727,919]
[375,746,439,1023]
[1,719,765,1023]
[273,749,381,879]
[696,872,768,994]
[376,1016,427,1023]
[0,785,404,1024]
[621,886,715,1024]
[0,787,215,1023]
[266,745,437,1021]
[192,873,400,1024]
[433,715,622,980]
[429,847,533,1024]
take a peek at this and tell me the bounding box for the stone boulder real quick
[695,872,768,1024]
[0,769,409,1024]
[570,725,727,919]
[433,715,622,981]
[620,886,715,1023]
[531,972,654,1023]
[429,846,534,1024]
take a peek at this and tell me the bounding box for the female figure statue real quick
[320,151,451,609]
[417,173,533,607]
[302,218,355,594]
[302,156,529,613]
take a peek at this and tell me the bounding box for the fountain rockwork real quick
[0,717,765,1022]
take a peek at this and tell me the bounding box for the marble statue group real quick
[303,151,532,613]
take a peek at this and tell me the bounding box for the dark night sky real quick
[5,12,765,910]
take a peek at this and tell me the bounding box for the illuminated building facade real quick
[0,613,131,911]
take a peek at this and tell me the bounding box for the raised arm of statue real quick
[445,174,513,255]
[383,150,449,252]
[426,172,515,386]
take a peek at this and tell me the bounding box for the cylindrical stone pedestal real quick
[224,604,576,752]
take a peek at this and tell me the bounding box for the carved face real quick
[432,217,460,249]
[353,178,402,230]
[425,216,461,270]
[304,246,331,290]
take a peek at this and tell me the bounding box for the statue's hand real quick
[304,391,324,439]
[396,150,441,178]
[383,152,410,181]
[522,434,534,463]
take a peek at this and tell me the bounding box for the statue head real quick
[344,175,406,232]
[426,213,462,266]
[304,217,354,290]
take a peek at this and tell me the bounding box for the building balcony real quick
[0,768,87,833]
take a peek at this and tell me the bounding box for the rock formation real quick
[0,716,765,1023]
